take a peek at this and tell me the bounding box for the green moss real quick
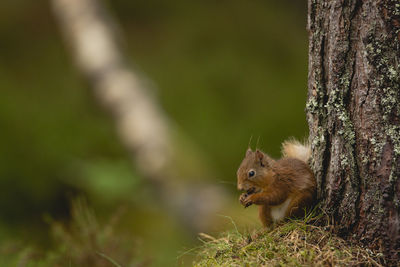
[192,217,384,266]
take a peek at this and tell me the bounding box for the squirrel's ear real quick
[246,148,252,156]
[256,149,264,160]
[256,149,269,167]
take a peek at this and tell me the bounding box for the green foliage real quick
[0,198,144,266]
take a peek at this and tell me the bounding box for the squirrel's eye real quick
[248,170,255,178]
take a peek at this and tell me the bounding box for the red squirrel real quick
[237,140,316,227]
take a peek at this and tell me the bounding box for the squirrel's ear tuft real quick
[246,148,253,156]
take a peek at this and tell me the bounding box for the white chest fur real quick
[270,198,292,222]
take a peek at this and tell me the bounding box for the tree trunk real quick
[307,0,400,264]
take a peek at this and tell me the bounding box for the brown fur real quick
[237,142,316,227]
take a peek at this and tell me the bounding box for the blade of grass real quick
[96,251,122,267]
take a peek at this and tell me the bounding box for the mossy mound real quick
[192,218,384,266]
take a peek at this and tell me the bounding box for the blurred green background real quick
[0,0,308,266]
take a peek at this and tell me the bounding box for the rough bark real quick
[307,0,400,264]
[51,0,226,232]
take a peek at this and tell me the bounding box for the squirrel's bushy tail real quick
[281,139,311,163]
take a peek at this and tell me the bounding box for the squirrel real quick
[237,139,316,227]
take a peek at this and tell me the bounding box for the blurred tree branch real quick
[51,0,227,232]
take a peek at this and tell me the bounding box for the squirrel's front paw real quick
[239,193,253,208]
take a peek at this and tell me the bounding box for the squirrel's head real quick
[237,148,274,194]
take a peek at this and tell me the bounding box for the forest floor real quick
[191,213,384,267]
[0,202,386,267]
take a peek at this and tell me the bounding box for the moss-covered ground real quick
[191,214,384,267]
